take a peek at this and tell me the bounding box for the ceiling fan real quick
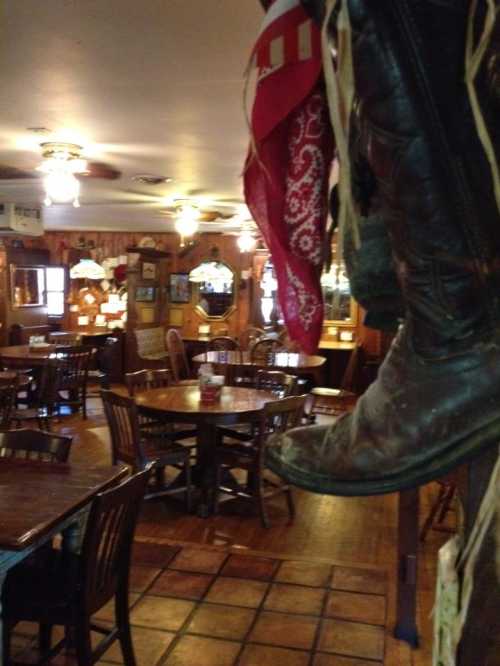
[0,142,121,207]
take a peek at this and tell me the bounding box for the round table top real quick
[192,350,326,370]
[135,385,278,419]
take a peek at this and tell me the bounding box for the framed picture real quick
[135,286,156,302]
[169,273,190,303]
[142,262,156,280]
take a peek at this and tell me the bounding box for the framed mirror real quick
[190,260,236,320]
[10,265,46,308]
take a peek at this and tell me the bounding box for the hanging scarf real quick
[244,0,334,353]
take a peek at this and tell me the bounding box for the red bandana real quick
[244,0,334,353]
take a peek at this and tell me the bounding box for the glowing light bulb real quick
[174,204,200,237]
[44,171,80,203]
[237,230,256,253]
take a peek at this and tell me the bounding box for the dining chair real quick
[102,390,192,510]
[0,428,72,462]
[2,465,153,666]
[249,337,286,363]
[420,473,458,541]
[165,329,198,385]
[307,344,364,420]
[53,345,95,419]
[124,369,196,446]
[255,370,297,397]
[207,336,240,352]
[90,336,121,390]
[238,326,266,350]
[214,394,307,527]
[0,374,18,431]
[12,360,60,431]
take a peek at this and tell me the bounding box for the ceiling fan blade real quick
[0,164,39,180]
[78,162,122,180]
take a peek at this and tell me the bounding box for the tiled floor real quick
[11,539,389,665]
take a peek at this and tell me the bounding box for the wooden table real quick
[192,351,326,386]
[0,345,57,367]
[0,459,127,664]
[135,385,278,516]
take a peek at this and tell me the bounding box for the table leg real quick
[394,488,420,648]
[196,422,217,518]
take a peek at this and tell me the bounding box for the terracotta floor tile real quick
[169,547,227,574]
[101,626,175,665]
[249,611,319,650]
[239,644,310,666]
[221,554,279,581]
[149,569,213,600]
[318,619,385,661]
[132,542,180,568]
[275,560,332,587]
[93,594,140,623]
[264,583,325,615]
[205,576,269,608]
[330,567,387,596]
[129,565,161,593]
[325,591,386,626]
[130,596,195,631]
[313,655,381,666]
[164,635,241,666]
[186,603,255,640]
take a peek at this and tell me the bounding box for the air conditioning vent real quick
[0,203,43,236]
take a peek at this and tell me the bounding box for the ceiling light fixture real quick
[174,204,200,244]
[237,229,257,253]
[37,142,87,207]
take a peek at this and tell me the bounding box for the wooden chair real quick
[214,395,306,527]
[125,369,196,445]
[12,360,60,431]
[420,474,458,541]
[88,336,121,392]
[102,390,192,510]
[165,328,198,385]
[2,466,153,666]
[53,345,95,419]
[238,326,266,350]
[249,337,286,362]
[0,374,18,431]
[307,344,364,419]
[255,370,297,397]
[207,336,240,352]
[0,428,72,462]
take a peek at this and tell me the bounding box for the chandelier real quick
[236,229,256,253]
[37,142,87,207]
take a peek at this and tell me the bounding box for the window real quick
[45,266,66,316]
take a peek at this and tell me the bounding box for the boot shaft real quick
[304,0,500,356]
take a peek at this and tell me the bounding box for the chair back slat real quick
[238,327,266,351]
[0,428,72,462]
[101,390,144,468]
[80,466,153,614]
[165,329,190,382]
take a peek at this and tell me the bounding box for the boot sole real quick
[266,418,500,496]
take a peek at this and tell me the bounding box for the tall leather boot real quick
[267,0,500,495]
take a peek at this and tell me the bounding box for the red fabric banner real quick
[244,0,334,353]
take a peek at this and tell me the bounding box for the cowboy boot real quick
[266,0,500,495]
